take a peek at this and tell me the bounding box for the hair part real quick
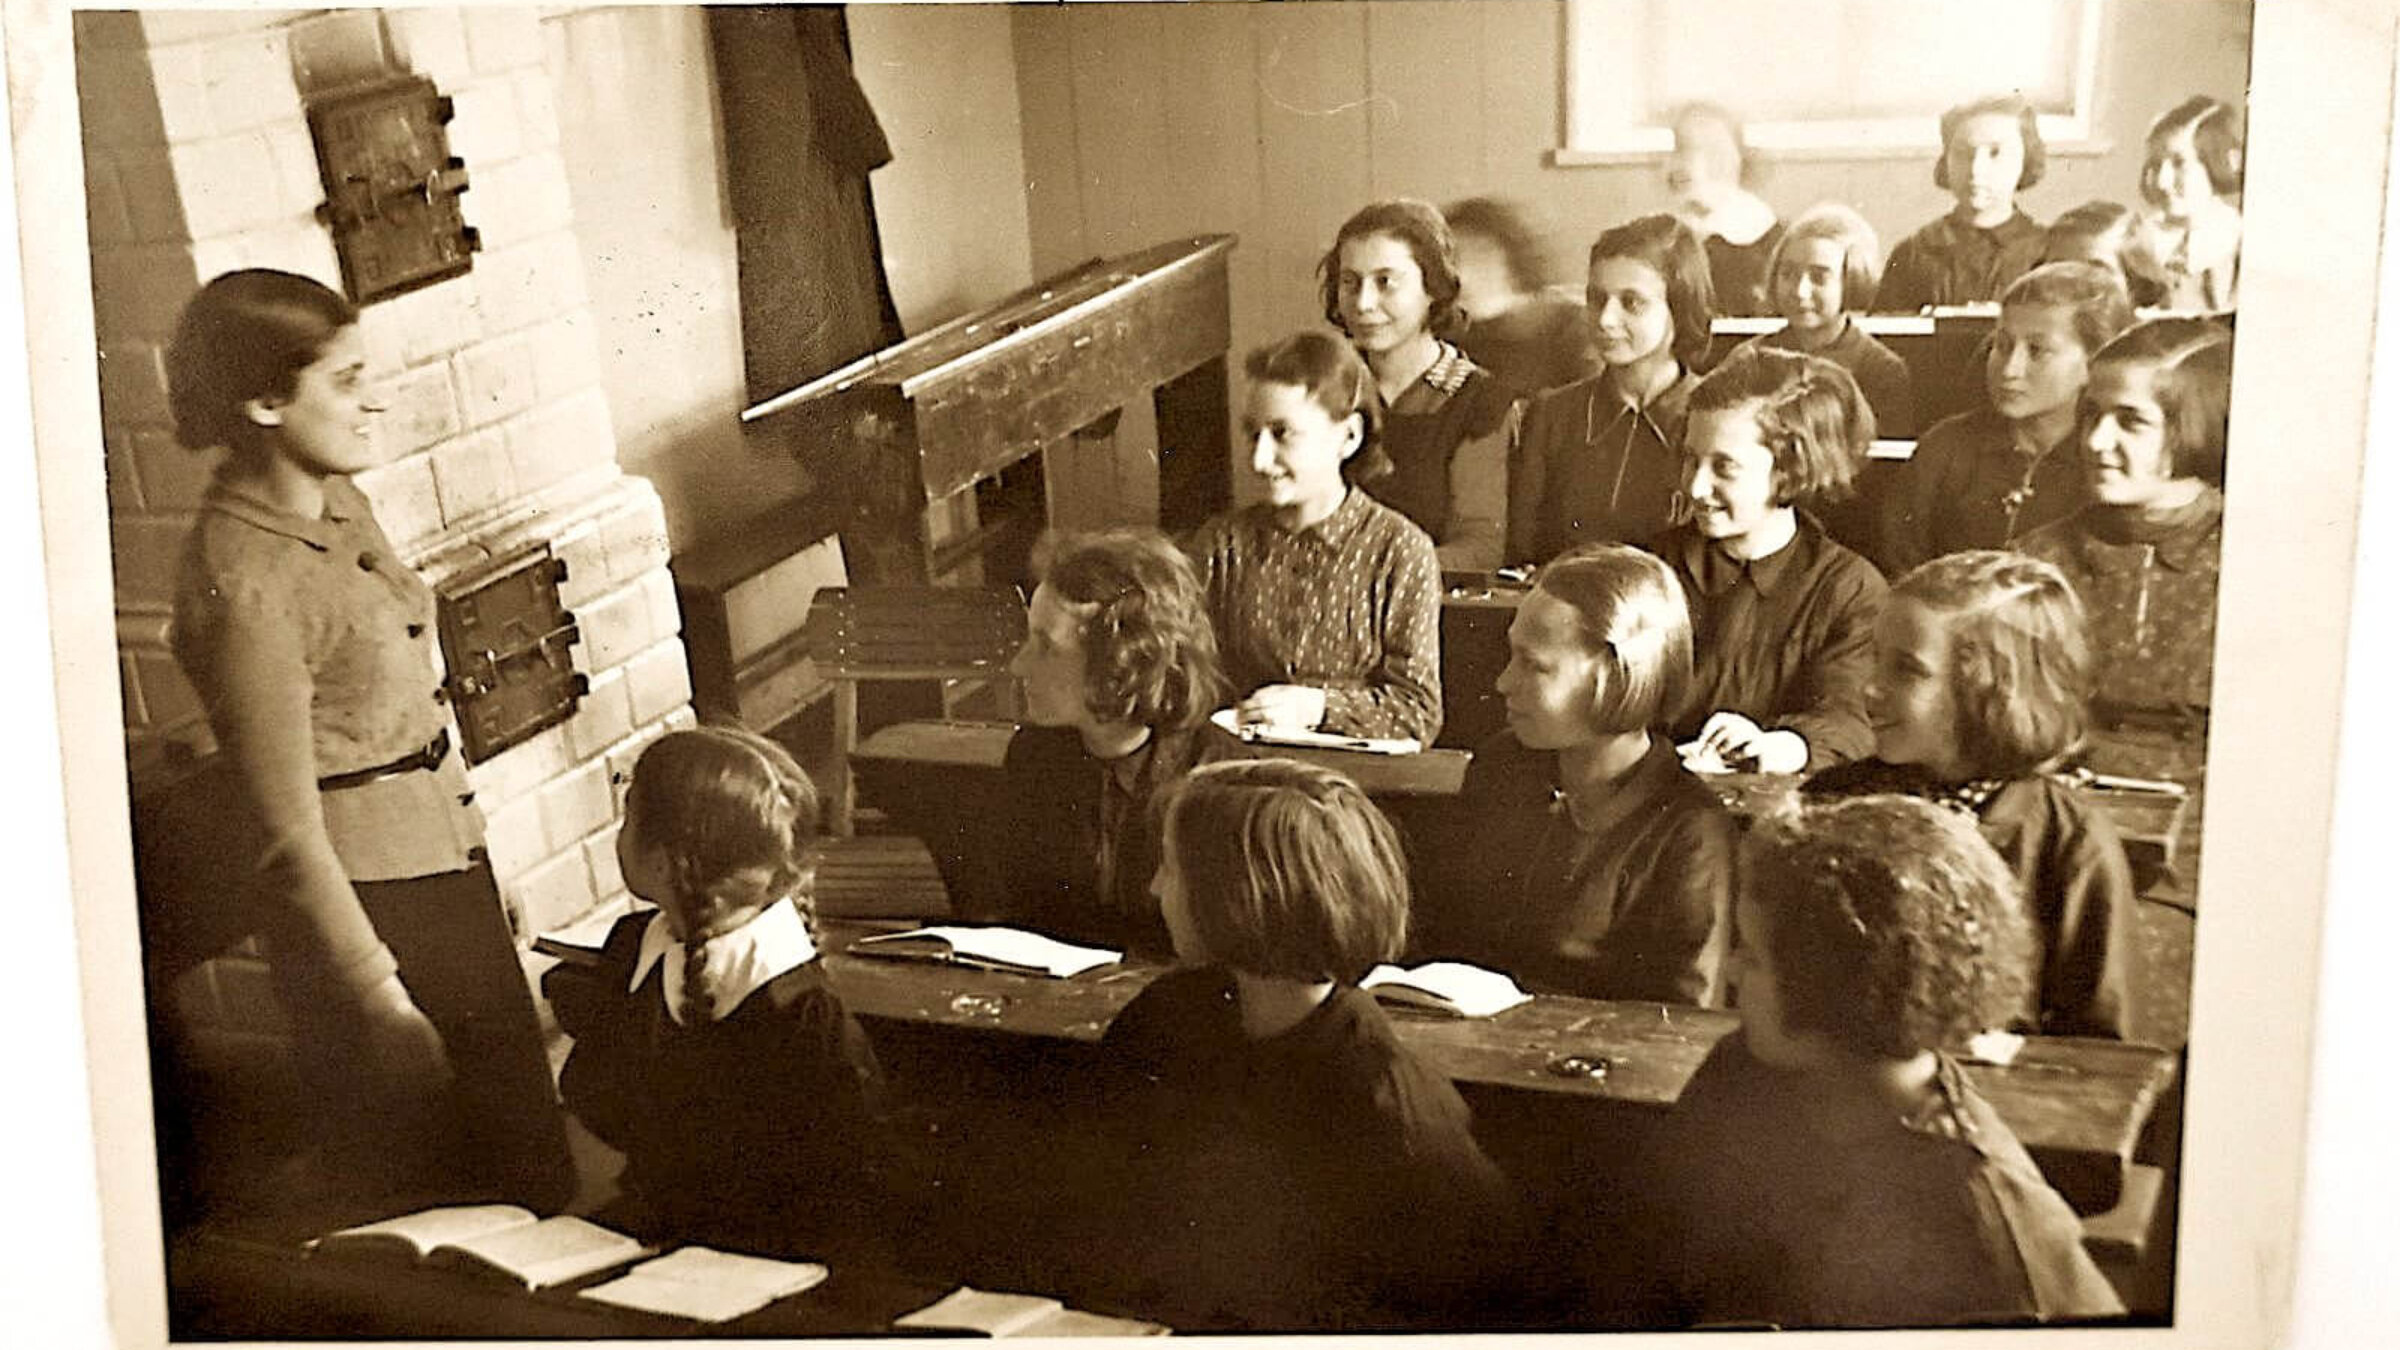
[1767,202,1884,314]
[625,725,822,940]
[2001,260,2136,358]
[1159,758,1410,983]
[1892,551,2093,777]
[1244,330,1386,484]
[1685,346,1874,507]
[1741,794,2035,1058]
[1320,198,1467,341]
[1934,93,2048,193]
[1030,527,1229,731]
[166,269,358,455]
[1589,213,1719,370]
[2148,95,2244,195]
[2088,316,2235,485]
[1531,543,1695,734]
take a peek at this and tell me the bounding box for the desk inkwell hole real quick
[1545,1054,1611,1082]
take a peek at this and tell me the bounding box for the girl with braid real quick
[545,726,886,1260]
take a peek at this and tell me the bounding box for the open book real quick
[848,925,1120,979]
[894,1286,1168,1338]
[1211,708,1420,755]
[1362,961,1533,1018]
[577,1246,828,1323]
[309,1205,649,1291]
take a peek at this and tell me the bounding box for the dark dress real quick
[1458,295,1603,396]
[1889,406,2088,573]
[1707,223,1787,319]
[1804,761,2139,1040]
[1508,368,1700,566]
[1363,343,1518,571]
[1417,731,1735,1005]
[1653,517,1888,772]
[546,911,887,1262]
[1057,967,1520,1332]
[1649,1036,2126,1328]
[976,721,1249,958]
[1878,209,2049,312]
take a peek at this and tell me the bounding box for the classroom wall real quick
[850,2,1037,333]
[1014,0,2252,426]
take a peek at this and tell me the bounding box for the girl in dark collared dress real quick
[166,270,571,1215]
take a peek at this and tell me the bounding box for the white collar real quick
[630,897,819,1023]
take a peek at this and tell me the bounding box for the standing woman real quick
[167,270,573,1212]
[1322,199,1520,572]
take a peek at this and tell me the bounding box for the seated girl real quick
[1879,94,2051,311]
[1654,347,1887,774]
[1189,331,1443,744]
[1445,195,1603,396]
[2125,96,2244,313]
[1418,543,1734,1005]
[1650,795,2125,1327]
[1737,202,1915,435]
[2021,317,2231,850]
[1805,551,2140,1039]
[1062,759,1518,1331]
[1509,214,1717,565]
[986,527,1243,957]
[1322,198,1521,570]
[544,727,885,1261]
[1665,102,1784,318]
[1892,261,2135,570]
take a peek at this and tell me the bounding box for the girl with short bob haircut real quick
[1879,94,2051,311]
[167,269,572,1216]
[1654,347,1888,775]
[1891,260,2136,571]
[1445,195,1603,395]
[2127,96,2244,312]
[1068,758,1516,1330]
[1189,331,1444,744]
[1419,543,1737,1005]
[2021,317,2232,821]
[1737,203,1916,436]
[1319,198,1521,570]
[1650,795,2124,1328]
[1508,213,1718,565]
[545,726,886,1261]
[1805,551,2140,1039]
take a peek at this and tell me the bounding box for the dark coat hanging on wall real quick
[708,6,905,405]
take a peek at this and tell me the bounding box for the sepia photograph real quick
[5,0,2393,1344]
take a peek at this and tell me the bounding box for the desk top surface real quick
[817,920,2176,1213]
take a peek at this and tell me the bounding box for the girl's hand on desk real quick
[1690,712,1809,777]
[354,972,456,1094]
[1236,684,1327,733]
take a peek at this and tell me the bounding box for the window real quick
[1557,0,2104,163]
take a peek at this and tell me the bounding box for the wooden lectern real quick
[741,233,1238,584]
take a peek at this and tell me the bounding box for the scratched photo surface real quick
[16,0,2384,1346]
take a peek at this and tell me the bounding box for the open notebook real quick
[309,1205,649,1291]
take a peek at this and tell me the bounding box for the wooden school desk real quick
[167,1217,960,1340]
[804,921,2174,1218]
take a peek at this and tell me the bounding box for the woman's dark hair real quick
[1031,527,1229,732]
[1319,198,1467,341]
[2086,316,2235,486]
[1892,551,2093,778]
[1158,758,1409,982]
[1684,346,1874,508]
[1589,214,1718,371]
[2148,95,2244,195]
[166,269,358,453]
[1934,94,2048,194]
[1740,794,2034,1058]
[1244,330,1386,484]
[1443,196,1547,297]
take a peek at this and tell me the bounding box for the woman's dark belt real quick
[317,728,451,792]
